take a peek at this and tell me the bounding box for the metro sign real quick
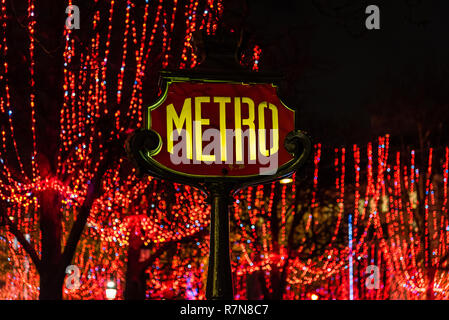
[127,74,310,188]
[144,79,296,178]
[126,66,311,302]
[124,30,313,302]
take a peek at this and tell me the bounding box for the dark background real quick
[241,0,449,147]
[4,0,449,166]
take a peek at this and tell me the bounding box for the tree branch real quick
[60,151,111,268]
[278,190,309,298]
[141,228,208,271]
[1,205,42,273]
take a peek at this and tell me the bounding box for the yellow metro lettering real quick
[194,96,214,162]
[235,97,256,162]
[165,96,280,164]
[214,96,231,162]
[258,102,279,157]
[166,99,192,159]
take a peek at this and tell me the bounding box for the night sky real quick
[243,0,449,145]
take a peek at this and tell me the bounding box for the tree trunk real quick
[270,267,283,300]
[39,270,65,300]
[124,271,147,300]
[246,270,265,299]
[276,258,291,299]
[124,233,198,299]
[39,189,63,300]
[124,233,147,300]
[425,266,436,300]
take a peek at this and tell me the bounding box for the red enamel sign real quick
[146,81,295,177]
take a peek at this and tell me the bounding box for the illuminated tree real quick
[0,0,223,300]
[368,65,449,299]
[2,0,448,302]
[227,136,449,300]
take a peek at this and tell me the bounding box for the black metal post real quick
[206,184,233,300]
